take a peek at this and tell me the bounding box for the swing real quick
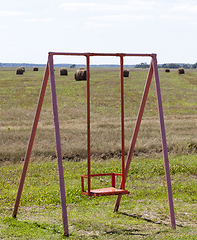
[81,54,129,196]
[12,52,176,237]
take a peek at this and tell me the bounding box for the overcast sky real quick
[0,0,197,65]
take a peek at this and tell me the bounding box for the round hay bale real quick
[178,68,185,74]
[165,68,170,73]
[74,69,87,81]
[33,66,39,71]
[16,67,24,75]
[59,68,68,76]
[20,67,25,72]
[123,69,129,77]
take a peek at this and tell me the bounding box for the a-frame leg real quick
[13,63,50,217]
[113,60,154,212]
[113,56,176,229]
[48,54,69,236]
[152,55,176,229]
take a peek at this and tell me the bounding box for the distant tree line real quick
[135,62,150,68]
[1,62,197,69]
[135,62,197,69]
[191,62,197,69]
[0,62,136,68]
[0,63,47,68]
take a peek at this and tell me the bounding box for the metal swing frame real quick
[12,52,176,236]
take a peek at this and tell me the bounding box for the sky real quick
[0,0,197,65]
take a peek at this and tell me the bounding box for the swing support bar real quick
[12,52,176,237]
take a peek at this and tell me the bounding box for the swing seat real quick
[82,187,130,196]
[81,173,130,196]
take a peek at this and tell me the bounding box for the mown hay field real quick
[0,67,197,239]
[1,67,197,161]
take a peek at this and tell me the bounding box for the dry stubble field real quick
[1,67,197,162]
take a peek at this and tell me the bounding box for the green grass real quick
[0,155,196,239]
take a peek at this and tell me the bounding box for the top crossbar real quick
[48,52,156,57]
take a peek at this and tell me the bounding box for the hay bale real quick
[74,69,87,81]
[33,66,39,71]
[16,67,24,75]
[165,68,170,73]
[123,69,129,77]
[20,67,25,72]
[59,68,68,76]
[178,68,185,74]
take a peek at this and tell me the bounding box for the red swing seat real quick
[81,173,130,196]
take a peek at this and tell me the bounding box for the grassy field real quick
[1,67,197,162]
[0,156,196,239]
[0,66,197,239]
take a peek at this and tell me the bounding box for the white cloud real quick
[60,3,110,11]
[90,14,153,22]
[169,3,197,13]
[160,14,189,21]
[0,10,26,16]
[126,0,160,9]
[160,2,197,23]
[23,18,54,22]
[60,1,159,11]
[23,18,38,22]
[84,21,111,29]
[66,24,75,28]
[41,18,54,22]
[190,21,197,25]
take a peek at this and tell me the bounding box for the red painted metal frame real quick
[12,52,176,237]
[86,55,91,195]
[113,61,154,214]
[120,56,125,190]
[48,55,69,235]
[13,63,50,218]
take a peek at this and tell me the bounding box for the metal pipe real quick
[48,54,69,236]
[113,60,154,212]
[120,56,125,190]
[112,173,115,188]
[86,55,91,195]
[152,55,176,229]
[13,63,49,217]
[49,52,155,58]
